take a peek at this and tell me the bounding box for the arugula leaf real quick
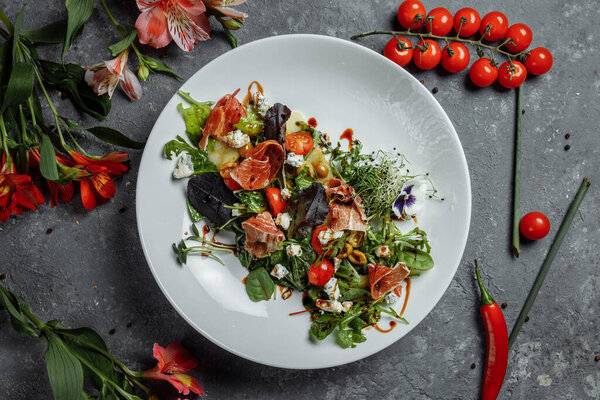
[310,313,344,341]
[294,167,315,192]
[237,191,266,214]
[235,107,264,136]
[164,135,217,175]
[177,102,212,145]
[245,268,275,301]
[336,328,367,349]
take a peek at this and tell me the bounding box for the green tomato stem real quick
[511,85,523,257]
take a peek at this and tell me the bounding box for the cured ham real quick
[242,211,285,258]
[368,262,411,300]
[323,179,355,203]
[324,179,368,232]
[229,140,284,190]
[200,89,246,148]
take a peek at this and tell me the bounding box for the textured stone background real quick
[1,0,599,399]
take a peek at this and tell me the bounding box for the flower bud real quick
[220,18,242,30]
[137,64,150,81]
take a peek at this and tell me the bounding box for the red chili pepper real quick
[265,187,285,216]
[475,261,509,400]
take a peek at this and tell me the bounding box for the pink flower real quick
[135,0,211,52]
[203,0,248,19]
[141,341,204,396]
[84,50,142,101]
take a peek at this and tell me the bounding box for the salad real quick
[165,82,435,349]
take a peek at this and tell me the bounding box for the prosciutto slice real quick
[242,211,285,258]
[324,179,368,232]
[368,262,410,300]
[200,89,246,147]
[229,140,284,190]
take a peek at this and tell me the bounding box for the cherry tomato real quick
[504,23,532,53]
[524,47,553,75]
[413,39,441,70]
[397,0,426,30]
[285,132,314,155]
[265,187,285,216]
[425,7,453,36]
[453,8,481,37]
[383,36,414,67]
[480,11,508,41]
[223,177,241,191]
[311,225,331,255]
[441,42,470,73]
[308,258,335,286]
[519,212,550,240]
[469,58,498,87]
[497,61,527,88]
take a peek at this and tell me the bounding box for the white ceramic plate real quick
[136,34,471,369]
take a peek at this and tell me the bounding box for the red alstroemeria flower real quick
[28,148,75,207]
[203,0,248,18]
[84,50,143,101]
[141,341,204,396]
[0,155,45,222]
[135,0,211,52]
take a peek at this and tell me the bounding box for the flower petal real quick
[104,50,129,75]
[166,1,210,52]
[392,195,405,218]
[136,5,172,49]
[91,171,116,199]
[80,180,97,210]
[121,67,143,101]
[177,0,206,16]
[153,341,198,374]
[84,67,121,98]
[136,0,162,12]
[172,374,204,396]
[210,5,248,18]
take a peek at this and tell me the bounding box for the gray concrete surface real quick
[1,0,599,399]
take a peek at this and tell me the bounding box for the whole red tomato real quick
[498,61,527,88]
[453,7,481,37]
[480,11,508,41]
[425,7,453,36]
[524,47,553,75]
[469,58,498,87]
[413,39,441,70]
[520,212,550,240]
[308,258,334,286]
[264,187,285,216]
[505,23,533,52]
[397,0,426,30]
[441,42,470,73]
[383,36,414,67]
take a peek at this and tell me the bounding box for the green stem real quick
[22,308,46,330]
[351,30,523,59]
[27,97,37,126]
[99,0,128,38]
[0,7,13,33]
[512,85,523,257]
[508,177,591,349]
[474,259,494,306]
[0,26,9,39]
[0,114,11,162]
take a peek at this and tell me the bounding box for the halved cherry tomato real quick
[383,36,414,67]
[480,11,508,41]
[441,42,470,73]
[265,187,285,216]
[413,39,441,70]
[425,7,453,36]
[311,225,331,254]
[469,58,498,87]
[285,132,314,155]
[223,177,241,191]
[397,0,426,30]
[453,7,481,37]
[308,258,334,286]
[497,61,527,88]
[505,23,532,53]
[519,211,550,240]
[524,47,553,75]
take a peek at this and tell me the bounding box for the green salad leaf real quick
[245,268,275,302]
[177,102,212,145]
[237,191,266,214]
[164,135,217,175]
[294,166,315,192]
[186,197,204,222]
[235,107,264,136]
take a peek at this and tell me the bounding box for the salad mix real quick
[165,82,435,348]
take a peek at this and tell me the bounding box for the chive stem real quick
[511,85,523,257]
[508,177,591,349]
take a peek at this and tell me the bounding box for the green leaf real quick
[0,41,10,86]
[336,328,366,349]
[177,102,211,145]
[45,332,84,400]
[397,248,434,271]
[223,26,238,48]
[143,55,182,79]
[12,6,26,61]
[85,127,145,149]
[237,191,266,214]
[187,197,204,222]
[62,0,94,61]
[1,62,34,113]
[234,108,264,137]
[164,135,217,174]
[294,167,315,192]
[39,133,59,181]
[21,20,67,44]
[0,285,39,338]
[245,267,275,302]
[107,25,136,56]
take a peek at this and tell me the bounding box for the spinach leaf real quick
[164,135,217,175]
[294,167,315,192]
[336,328,367,349]
[177,102,212,145]
[396,248,434,271]
[287,182,329,239]
[245,268,275,301]
[187,173,237,226]
[235,107,264,136]
[310,313,343,341]
[237,191,266,214]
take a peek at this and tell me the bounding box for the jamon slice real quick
[324,179,368,232]
[229,140,284,190]
[368,262,411,300]
[200,89,247,148]
[242,211,285,258]
[323,179,355,203]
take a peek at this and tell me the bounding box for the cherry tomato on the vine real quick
[497,61,527,88]
[397,0,426,30]
[285,132,314,155]
[265,187,286,216]
[453,7,481,37]
[480,11,508,41]
[504,23,532,53]
[425,7,453,36]
[469,58,498,87]
[441,42,470,73]
[413,39,441,70]
[308,258,334,286]
[524,47,553,75]
[383,36,414,67]
[519,212,550,240]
